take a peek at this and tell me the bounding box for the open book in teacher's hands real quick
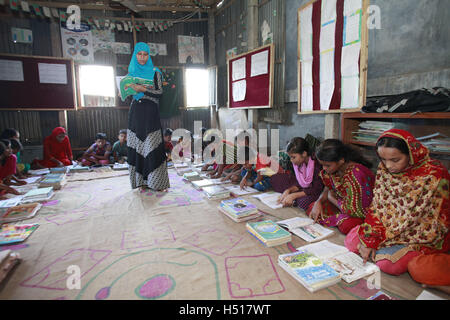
[118,75,154,101]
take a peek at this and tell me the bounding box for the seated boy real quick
[240,147,272,192]
[81,133,112,167]
[112,129,128,164]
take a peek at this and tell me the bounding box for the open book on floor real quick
[278,250,341,293]
[252,192,283,209]
[277,217,334,242]
[226,185,260,196]
[0,203,42,224]
[297,240,380,283]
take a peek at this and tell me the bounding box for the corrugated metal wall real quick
[214,0,286,123]
[0,9,211,148]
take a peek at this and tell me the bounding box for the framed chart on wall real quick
[227,44,274,110]
[297,0,369,114]
[0,53,76,110]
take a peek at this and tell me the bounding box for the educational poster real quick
[11,27,33,43]
[60,22,94,63]
[226,47,238,60]
[111,42,131,55]
[250,50,268,77]
[147,43,168,56]
[177,35,204,64]
[0,59,24,81]
[38,63,68,84]
[92,29,115,52]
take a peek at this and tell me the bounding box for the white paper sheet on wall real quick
[301,85,313,112]
[300,33,313,61]
[321,0,337,24]
[0,59,24,82]
[320,50,335,83]
[232,80,247,102]
[299,4,313,33]
[341,42,361,77]
[320,81,334,111]
[344,12,361,45]
[250,50,268,77]
[320,21,336,53]
[344,0,362,15]
[38,63,68,84]
[301,60,313,86]
[232,57,246,81]
[341,75,359,109]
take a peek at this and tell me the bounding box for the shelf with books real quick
[341,112,450,169]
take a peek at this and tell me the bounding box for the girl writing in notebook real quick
[345,129,449,282]
[276,137,324,210]
[307,139,375,235]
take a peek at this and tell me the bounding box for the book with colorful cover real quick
[298,240,380,283]
[220,198,258,216]
[119,75,154,101]
[246,220,292,247]
[278,250,341,292]
[39,173,66,190]
[0,203,42,224]
[217,206,262,223]
[0,223,39,245]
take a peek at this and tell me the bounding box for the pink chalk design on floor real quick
[134,274,176,300]
[45,209,91,226]
[20,249,111,291]
[121,226,176,250]
[224,254,285,298]
[182,228,243,256]
[42,200,60,207]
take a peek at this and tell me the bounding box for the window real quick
[185,68,210,108]
[78,65,115,107]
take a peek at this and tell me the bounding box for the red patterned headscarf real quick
[359,129,450,254]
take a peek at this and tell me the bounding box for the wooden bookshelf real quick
[341,112,450,169]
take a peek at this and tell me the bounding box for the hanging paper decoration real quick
[51,8,59,18]
[20,0,30,12]
[31,4,42,16]
[10,0,19,11]
[59,10,67,22]
[43,6,51,18]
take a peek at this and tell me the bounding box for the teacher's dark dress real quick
[127,72,170,190]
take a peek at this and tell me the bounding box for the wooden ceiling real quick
[31,0,224,12]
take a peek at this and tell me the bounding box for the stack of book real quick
[0,250,20,285]
[191,179,215,190]
[38,173,66,190]
[0,203,42,224]
[202,185,231,200]
[68,164,91,172]
[278,250,341,293]
[21,187,54,203]
[183,171,202,182]
[218,198,261,222]
[0,223,39,245]
[277,217,334,243]
[246,220,292,247]
[49,167,70,174]
[27,168,50,176]
[352,121,395,144]
[417,133,450,154]
[113,163,129,170]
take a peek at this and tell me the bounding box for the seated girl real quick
[240,147,271,192]
[0,139,26,186]
[10,138,28,178]
[81,133,112,167]
[0,141,21,199]
[345,129,449,278]
[307,139,375,235]
[276,137,324,210]
[33,127,73,168]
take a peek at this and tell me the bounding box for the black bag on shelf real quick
[362,87,450,113]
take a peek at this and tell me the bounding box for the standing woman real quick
[127,42,170,191]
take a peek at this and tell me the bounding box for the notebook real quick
[277,217,334,243]
[0,223,39,245]
[218,206,262,223]
[0,196,24,209]
[252,192,283,209]
[0,203,42,224]
[298,240,380,283]
[38,173,66,190]
[21,187,54,203]
[246,220,292,247]
[49,166,70,174]
[27,168,50,176]
[182,171,202,181]
[191,179,216,190]
[278,250,341,293]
